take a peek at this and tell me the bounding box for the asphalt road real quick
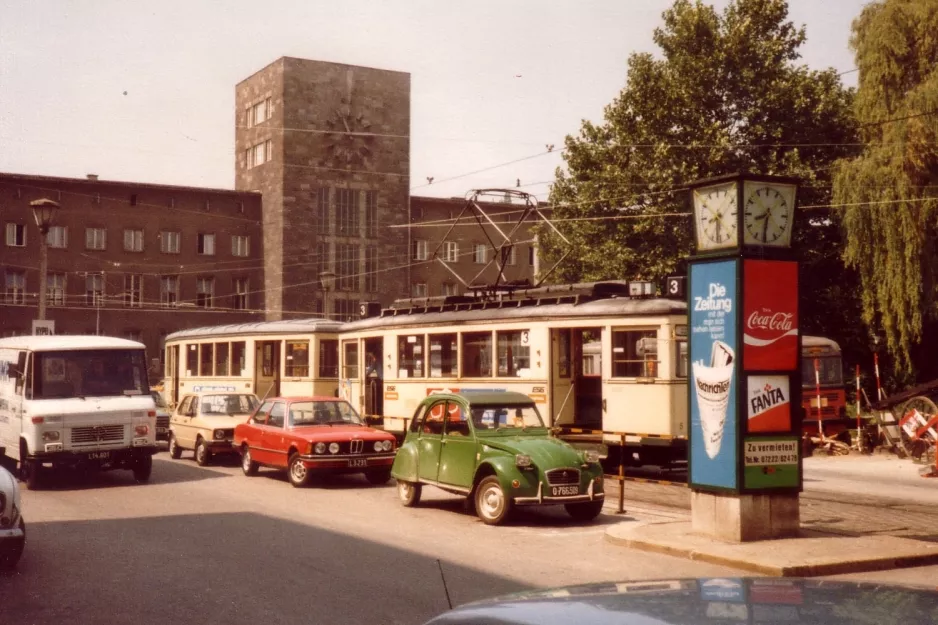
[3,451,743,625]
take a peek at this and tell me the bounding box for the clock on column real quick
[742,181,796,247]
[692,181,738,252]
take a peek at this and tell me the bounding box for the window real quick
[186,345,198,376]
[200,343,213,376]
[334,298,358,321]
[612,329,658,378]
[557,329,571,378]
[337,244,360,291]
[676,326,688,378]
[343,341,359,378]
[365,246,378,293]
[5,223,25,247]
[462,332,492,377]
[443,241,458,263]
[317,241,331,286]
[412,282,427,298]
[397,334,425,378]
[233,277,249,310]
[214,342,230,377]
[125,330,142,343]
[364,190,378,238]
[319,339,339,377]
[232,341,247,376]
[160,275,179,307]
[85,227,107,251]
[429,333,457,378]
[160,231,181,254]
[232,235,250,257]
[412,239,428,261]
[441,282,457,297]
[497,330,531,377]
[48,273,66,306]
[197,277,215,308]
[252,97,271,125]
[246,139,272,168]
[123,229,144,252]
[285,341,310,377]
[124,274,143,307]
[197,233,215,256]
[505,245,517,266]
[85,274,104,307]
[4,270,25,304]
[336,188,359,235]
[47,226,68,249]
[528,246,536,266]
[473,243,487,264]
[316,187,330,234]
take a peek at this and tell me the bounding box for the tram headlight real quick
[515,454,533,468]
[328,442,340,454]
[314,442,326,454]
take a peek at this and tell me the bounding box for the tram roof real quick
[344,296,687,332]
[165,317,344,341]
[802,335,841,351]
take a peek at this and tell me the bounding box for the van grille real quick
[545,468,580,486]
[71,425,125,445]
[156,415,170,430]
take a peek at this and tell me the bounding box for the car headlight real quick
[314,442,326,454]
[515,454,533,468]
[383,440,393,451]
[373,441,383,452]
[134,424,149,437]
[329,442,340,454]
[583,449,600,464]
[213,429,225,440]
[43,431,61,442]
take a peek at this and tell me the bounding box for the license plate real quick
[88,451,110,461]
[347,458,368,468]
[551,485,579,497]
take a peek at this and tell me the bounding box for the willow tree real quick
[834,0,938,376]
[536,0,860,351]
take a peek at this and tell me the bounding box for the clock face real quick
[742,182,795,247]
[693,182,738,251]
[325,69,374,168]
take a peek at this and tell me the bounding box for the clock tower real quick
[235,58,411,320]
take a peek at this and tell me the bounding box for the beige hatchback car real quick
[168,391,260,466]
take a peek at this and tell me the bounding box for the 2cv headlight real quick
[515,454,533,468]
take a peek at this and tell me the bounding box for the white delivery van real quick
[0,335,158,489]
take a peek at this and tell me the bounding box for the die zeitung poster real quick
[689,259,738,490]
[746,375,791,433]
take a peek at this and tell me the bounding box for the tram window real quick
[429,333,457,378]
[398,334,425,378]
[462,331,492,378]
[497,330,530,377]
[319,339,339,378]
[677,339,688,378]
[232,341,246,376]
[612,329,657,378]
[165,346,172,377]
[200,343,214,376]
[285,341,310,377]
[558,329,571,378]
[215,342,230,377]
[343,341,359,378]
[186,344,198,376]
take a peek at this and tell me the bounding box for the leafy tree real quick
[537,0,862,363]
[834,0,938,377]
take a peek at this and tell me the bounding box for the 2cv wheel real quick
[474,476,512,525]
[397,480,422,507]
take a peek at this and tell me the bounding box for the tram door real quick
[363,337,383,418]
[255,341,281,400]
[169,345,180,407]
[573,329,604,429]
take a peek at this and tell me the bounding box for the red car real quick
[233,396,397,487]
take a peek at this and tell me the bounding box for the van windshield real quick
[32,349,149,399]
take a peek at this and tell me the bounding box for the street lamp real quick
[30,198,61,321]
[318,270,336,319]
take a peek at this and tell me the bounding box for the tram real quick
[163,282,690,466]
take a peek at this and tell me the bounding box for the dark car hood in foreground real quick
[423,578,938,624]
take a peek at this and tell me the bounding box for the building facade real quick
[0,172,265,370]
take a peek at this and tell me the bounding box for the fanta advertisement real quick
[747,375,791,433]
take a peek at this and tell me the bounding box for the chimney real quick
[86,174,99,181]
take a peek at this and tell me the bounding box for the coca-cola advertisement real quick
[743,260,798,371]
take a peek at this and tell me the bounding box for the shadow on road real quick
[27,455,234,491]
[1,511,528,625]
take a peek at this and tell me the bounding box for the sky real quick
[0,0,868,201]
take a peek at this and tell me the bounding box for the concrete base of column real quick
[691,490,800,542]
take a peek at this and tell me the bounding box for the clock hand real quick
[762,207,772,242]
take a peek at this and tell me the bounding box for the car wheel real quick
[195,438,212,467]
[565,500,604,522]
[365,468,392,485]
[0,519,25,571]
[168,434,182,460]
[288,453,309,488]
[21,459,43,491]
[397,479,422,506]
[132,454,153,483]
[241,445,259,476]
[474,476,512,525]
